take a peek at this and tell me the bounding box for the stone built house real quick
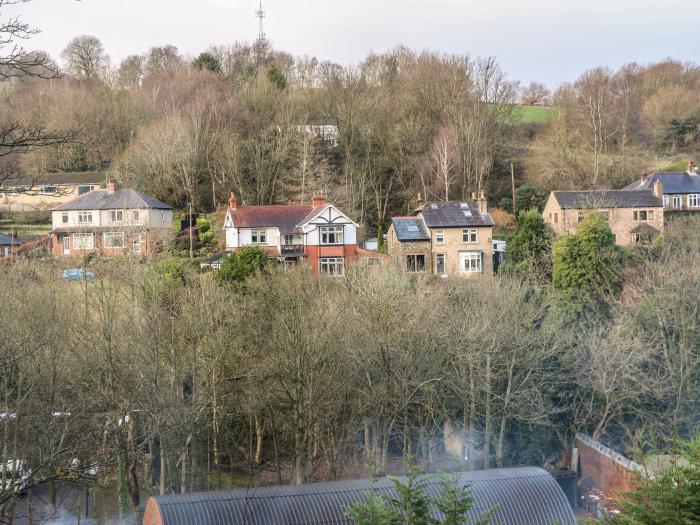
[222,193,359,275]
[542,188,664,246]
[0,172,106,212]
[387,192,495,277]
[622,161,700,212]
[50,180,173,257]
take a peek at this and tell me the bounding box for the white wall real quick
[303,205,357,246]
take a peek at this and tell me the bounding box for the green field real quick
[0,218,51,240]
[514,104,559,125]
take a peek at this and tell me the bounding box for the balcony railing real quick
[280,244,305,256]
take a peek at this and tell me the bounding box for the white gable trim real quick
[224,210,234,229]
[299,204,359,229]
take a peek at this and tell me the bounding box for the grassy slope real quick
[514,105,559,124]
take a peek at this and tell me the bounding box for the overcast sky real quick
[7,0,700,87]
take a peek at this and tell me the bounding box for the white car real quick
[0,459,32,494]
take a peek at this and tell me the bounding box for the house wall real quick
[429,226,493,277]
[576,435,642,499]
[542,196,664,246]
[663,193,700,211]
[387,225,433,274]
[0,184,95,212]
[51,228,169,257]
[52,208,172,230]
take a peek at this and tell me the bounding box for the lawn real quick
[514,104,559,125]
[0,218,51,240]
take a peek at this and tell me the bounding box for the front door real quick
[436,254,446,276]
[62,235,70,255]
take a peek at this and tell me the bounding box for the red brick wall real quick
[577,437,640,497]
[51,232,149,257]
[304,244,356,274]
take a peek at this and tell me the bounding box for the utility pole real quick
[188,202,194,259]
[510,162,516,221]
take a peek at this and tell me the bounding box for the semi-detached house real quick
[222,193,358,275]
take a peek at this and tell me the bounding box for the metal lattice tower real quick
[255,1,265,41]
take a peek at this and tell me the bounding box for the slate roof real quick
[53,188,172,211]
[229,205,317,234]
[623,172,700,194]
[419,201,495,228]
[0,233,21,246]
[145,467,575,525]
[391,217,430,242]
[551,190,662,209]
[2,172,106,188]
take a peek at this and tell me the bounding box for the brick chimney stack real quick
[653,179,664,199]
[311,193,327,207]
[228,192,238,210]
[688,159,696,173]
[107,178,119,192]
[478,189,488,215]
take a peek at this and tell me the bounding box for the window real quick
[78,211,93,224]
[577,212,586,222]
[632,233,640,243]
[436,254,446,276]
[251,229,267,244]
[663,195,669,207]
[73,233,94,250]
[160,211,166,222]
[688,194,700,208]
[435,230,445,244]
[633,210,654,221]
[319,257,344,276]
[320,225,344,245]
[61,212,69,224]
[673,195,681,209]
[78,185,94,195]
[553,212,559,224]
[40,186,57,194]
[103,232,125,248]
[132,232,145,253]
[109,210,123,223]
[462,229,477,243]
[132,210,140,223]
[459,252,482,273]
[406,254,426,272]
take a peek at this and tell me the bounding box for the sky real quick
[6,0,700,87]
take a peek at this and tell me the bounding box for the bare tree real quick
[60,35,109,80]
[520,81,551,106]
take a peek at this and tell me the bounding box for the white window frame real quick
[251,229,267,244]
[459,251,482,273]
[663,195,669,207]
[132,210,140,224]
[73,233,94,250]
[436,253,446,276]
[435,230,445,244]
[78,185,94,195]
[61,212,69,224]
[109,209,124,223]
[160,211,166,222]
[320,225,344,245]
[39,186,57,194]
[319,257,345,276]
[103,231,125,248]
[132,232,145,253]
[78,211,93,224]
[633,210,654,221]
[673,195,681,209]
[688,194,700,208]
[462,229,477,243]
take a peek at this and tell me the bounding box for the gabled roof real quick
[419,201,495,228]
[53,188,172,211]
[228,205,314,234]
[623,172,700,194]
[0,233,22,246]
[2,172,106,188]
[391,217,430,242]
[551,190,662,209]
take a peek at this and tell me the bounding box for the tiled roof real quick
[53,188,172,211]
[419,201,495,228]
[229,205,314,234]
[2,172,106,188]
[0,232,22,246]
[391,217,430,242]
[623,172,700,194]
[551,190,662,209]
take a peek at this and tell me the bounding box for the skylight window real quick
[430,203,438,209]
[406,225,419,232]
[463,210,472,217]
[460,202,469,209]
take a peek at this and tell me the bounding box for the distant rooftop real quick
[551,190,662,209]
[53,187,172,211]
[623,171,700,194]
[2,172,106,188]
[391,217,430,242]
[419,201,494,228]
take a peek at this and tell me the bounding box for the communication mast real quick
[255,1,265,42]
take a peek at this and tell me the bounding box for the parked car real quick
[0,459,32,495]
[62,268,96,281]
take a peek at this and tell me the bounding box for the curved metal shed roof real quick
[143,467,574,525]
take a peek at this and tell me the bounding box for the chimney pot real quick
[688,159,695,173]
[478,190,488,214]
[228,192,238,210]
[107,178,119,192]
[312,193,327,207]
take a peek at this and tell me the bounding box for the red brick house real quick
[50,180,173,257]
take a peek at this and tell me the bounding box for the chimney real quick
[228,192,238,210]
[478,189,488,215]
[653,179,664,199]
[688,160,695,173]
[107,178,119,192]
[311,193,327,207]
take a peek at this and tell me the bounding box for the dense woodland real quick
[3,30,700,226]
[2,2,700,523]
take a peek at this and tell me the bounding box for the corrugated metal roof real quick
[419,201,495,228]
[2,172,106,187]
[551,190,662,209]
[391,217,430,242]
[145,467,574,525]
[53,188,172,211]
[623,172,700,194]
